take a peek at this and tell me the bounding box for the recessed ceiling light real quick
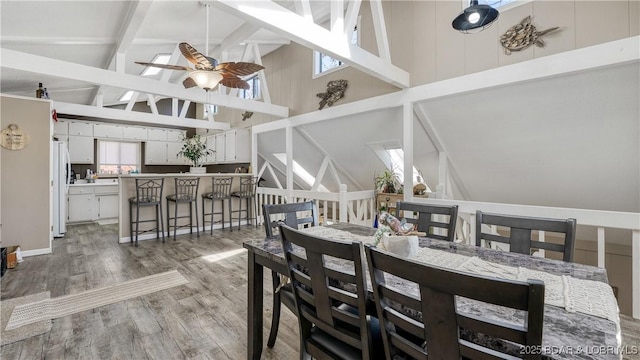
[141,54,171,76]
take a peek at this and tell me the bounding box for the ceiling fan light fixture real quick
[189,70,223,91]
[452,0,499,34]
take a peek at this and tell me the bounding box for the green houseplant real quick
[177,134,212,171]
[375,169,399,193]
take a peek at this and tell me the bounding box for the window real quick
[313,20,360,77]
[97,140,141,174]
[368,142,431,192]
[241,76,260,100]
[273,153,329,192]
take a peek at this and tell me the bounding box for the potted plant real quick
[375,169,399,193]
[177,134,212,173]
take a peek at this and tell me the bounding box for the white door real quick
[97,195,119,219]
[68,194,95,222]
[145,141,167,165]
[225,130,237,162]
[68,135,94,164]
[215,133,226,163]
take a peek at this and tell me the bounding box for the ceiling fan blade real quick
[135,62,192,71]
[215,62,264,77]
[182,77,198,89]
[220,76,250,90]
[179,42,214,70]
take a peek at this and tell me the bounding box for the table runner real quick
[300,226,620,325]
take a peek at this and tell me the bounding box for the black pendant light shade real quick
[452,0,500,33]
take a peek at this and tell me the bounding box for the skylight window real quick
[118,90,134,102]
[141,53,171,76]
[368,143,431,192]
[273,153,329,192]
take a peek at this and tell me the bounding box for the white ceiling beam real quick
[344,0,362,39]
[370,0,391,61]
[251,43,271,104]
[330,0,344,34]
[1,48,289,118]
[93,0,153,105]
[294,0,313,21]
[0,36,290,47]
[209,22,260,60]
[55,102,230,131]
[312,156,331,191]
[213,0,410,88]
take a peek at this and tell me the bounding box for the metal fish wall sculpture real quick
[316,80,348,110]
[500,16,559,55]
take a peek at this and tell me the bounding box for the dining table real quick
[243,223,622,360]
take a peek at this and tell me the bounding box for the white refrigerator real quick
[52,141,70,237]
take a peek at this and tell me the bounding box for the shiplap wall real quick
[216,0,638,127]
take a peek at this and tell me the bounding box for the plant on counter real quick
[177,134,212,168]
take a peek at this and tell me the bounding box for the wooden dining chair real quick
[261,201,318,348]
[364,244,545,360]
[280,225,384,360]
[395,202,458,242]
[475,211,576,262]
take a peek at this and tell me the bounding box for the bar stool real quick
[201,177,233,234]
[230,176,258,231]
[129,178,164,247]
[166,177,200,240]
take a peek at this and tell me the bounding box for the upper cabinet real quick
[147,128,167,141]
[68,135,94,164]
[93,123,123,139]
[68,121,93,137]
[224,128,250,163]
[53,119,68,136]
[122,126,147,140]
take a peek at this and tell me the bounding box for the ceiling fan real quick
[135,42,264,91]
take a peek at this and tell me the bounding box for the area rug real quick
[1,292,52,346]
[5,270,188,331]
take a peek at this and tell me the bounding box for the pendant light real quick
[452,0,500,34]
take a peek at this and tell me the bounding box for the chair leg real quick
[228,198,232,231]
[129,202,133,245]
[173,201,178,241]
[238,197,243,231]
[159,202,165,243]
[189,201,193,234]
[267,273,283,348]
[195,200,199,237]
[221,199,225,230]
[155,204,160,240]
[135,203,140,247]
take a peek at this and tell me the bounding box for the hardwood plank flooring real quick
[1,223,299,360]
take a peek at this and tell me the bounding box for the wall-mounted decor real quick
[500,16,559,55]
[316,79,348,110]
[1,124,29,150]
[241,111,253,121]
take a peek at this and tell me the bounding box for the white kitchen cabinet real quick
[167,129,186,142]
[215,133,226,163]
[68,135,94,164]
[147,128,167,141]
[223,128,250,163]
[68,121,93,136]
[68,193,96,222]
[53,120,68,135]
[204,135,216,164]
[93,123,123,139]
[145,141,167,165]
[167,141,188,165]
[122,126,147,140]
[97,195,119,220]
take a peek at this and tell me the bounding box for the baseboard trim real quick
[21,248,53,257]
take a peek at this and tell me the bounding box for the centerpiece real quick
[177,134,212,173]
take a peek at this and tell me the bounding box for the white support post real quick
[402,102,413,202]
[344,0,362,38]
[469,214,476,247]
[369,0,391,61]
[339,184,348,223]
[96,93,104,108]
[125,92,139,111]
[172,98,178,117]
[266,163,283,189]
[538,231,546,258]
[252,128,258,179]
[436,152,448,199]
[327,160,342,186]
[286,126,293,202]
[312,156,331,191]
[597,227,606,268]
[251,43,271,104]
[179,100,190,118]
[633,230,640,319]
[146,94,159,115]
[330,0,344,35]
[294,0,313,21]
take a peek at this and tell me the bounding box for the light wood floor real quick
[1,223,300,360]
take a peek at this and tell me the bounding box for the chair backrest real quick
[475,211,576,262]
[280,225,374,359]
[134,178,164,203]
[174,177,199,201]
[395,202,458,242]
[210,177,233,198]
[365,244,545,360]
[236,176,257,197]
[262,201,318,237]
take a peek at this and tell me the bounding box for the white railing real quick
[256,185,376,227]
[409,197,640,320]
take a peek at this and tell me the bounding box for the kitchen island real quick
[118,173,253,243]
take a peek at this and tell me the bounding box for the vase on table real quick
[190,167,206,174]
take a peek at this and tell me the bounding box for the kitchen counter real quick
[70,181,119,187]
[118,173,252,178]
